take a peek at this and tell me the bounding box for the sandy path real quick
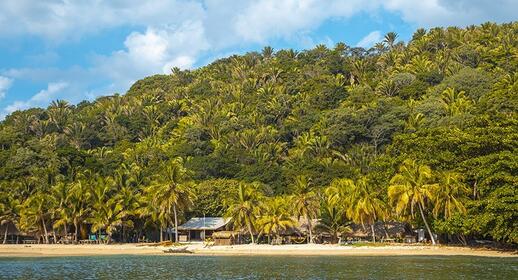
[0,244,515,258]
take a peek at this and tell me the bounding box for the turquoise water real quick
[0,255,517,279]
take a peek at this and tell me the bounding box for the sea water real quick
[0,255,517,279]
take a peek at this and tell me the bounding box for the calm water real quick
[0,255,517,279]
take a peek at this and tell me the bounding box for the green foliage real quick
[0,22,517,244]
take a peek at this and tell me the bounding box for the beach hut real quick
[345,221,413,242]
[177,217,230,242]
[0,222,21,244]
[212,231,237,245]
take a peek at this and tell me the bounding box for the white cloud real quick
[233,0,369,43]
[356,31,382,48]
[382,0,518,27]
[0,76,13,100]
[0,0,205,41]
[2,0,518,119]
[2,82,68,117]
[93,21,209,93]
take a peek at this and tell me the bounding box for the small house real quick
[345,221,413,242]
[212,231,237,245]
[177,217,230,242]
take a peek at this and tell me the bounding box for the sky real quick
[0,0,516,119]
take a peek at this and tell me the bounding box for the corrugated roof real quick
[178,217,230,230]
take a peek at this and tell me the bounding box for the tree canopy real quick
[0,22,516,245]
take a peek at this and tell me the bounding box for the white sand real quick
[0,243,515,258]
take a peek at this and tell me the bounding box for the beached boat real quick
[162,246,193,254]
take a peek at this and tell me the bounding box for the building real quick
[177,217,230,242]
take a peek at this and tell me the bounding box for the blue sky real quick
[0,0,516,119]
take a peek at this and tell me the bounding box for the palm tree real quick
[87,197,127,244]
[114,186,140,242]
[257,197,295,244]
[261,46,274,60]
[137,193,169,242]
[224,182,262,244]
[47,100,72,132]
[388,159,437,245]
[86,176,114,243]
[315,187,351,244]
[291,176,319,243]
[147,159,194,243]
[431,172,469,219]
[383,32,399,49]
[0,191,20,244]
[68,179,89,242]
[20,192,55,244]
[344,177,386,242]
[51,182,72,239]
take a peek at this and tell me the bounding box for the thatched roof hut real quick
[345,221,412,240]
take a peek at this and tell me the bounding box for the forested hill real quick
[0,22,516,244]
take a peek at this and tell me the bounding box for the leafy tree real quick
[290,176,319,243]
[344,177,386,242]
[146,159,194,242]
[388,159,437,245]
[224,182,263,244]
[257,196,295,244]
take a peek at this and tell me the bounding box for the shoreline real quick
[0,244,516,258]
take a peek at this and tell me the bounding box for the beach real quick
[0,243,515,258]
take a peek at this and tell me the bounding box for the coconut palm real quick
[19,192,55,244]
[384,32,399,49]
[291,176,319,243]
[224,182,262,244]
[0,190,20,244]
[51,182,73,238]
[86,176,114,243]
[137,193,169,242]
[315,187,351,244]
[147,159,194,243]
[114,185,141,242]
[257,197,295,244]
[68,179,90,241]
[87,197,127,244]
[388,159,437,245]
[262,46,274,60]
[431,172,469,219]
[344,177,386,242]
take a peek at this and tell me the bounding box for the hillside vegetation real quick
[0,22,516,244]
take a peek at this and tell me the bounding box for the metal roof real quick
[178,217,230,230]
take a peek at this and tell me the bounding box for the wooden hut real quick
[212,231,237,245]
[345,221,414,242]
[177,217,230,242]
[0,222,21,244]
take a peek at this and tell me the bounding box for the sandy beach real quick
[0,243,515,258]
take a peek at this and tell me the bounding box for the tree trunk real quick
[3,224,8,244]
[371,224,376,242]
[418,203,436,245]
[74,220,79,242]
[459,234,467,246]
[160,225,164,242]
[173,205,178,243]
[246,219,255,244]
[383,224,390,239]
[41,215,49,244]
[307,216,313,244]
[52,230,57,244]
